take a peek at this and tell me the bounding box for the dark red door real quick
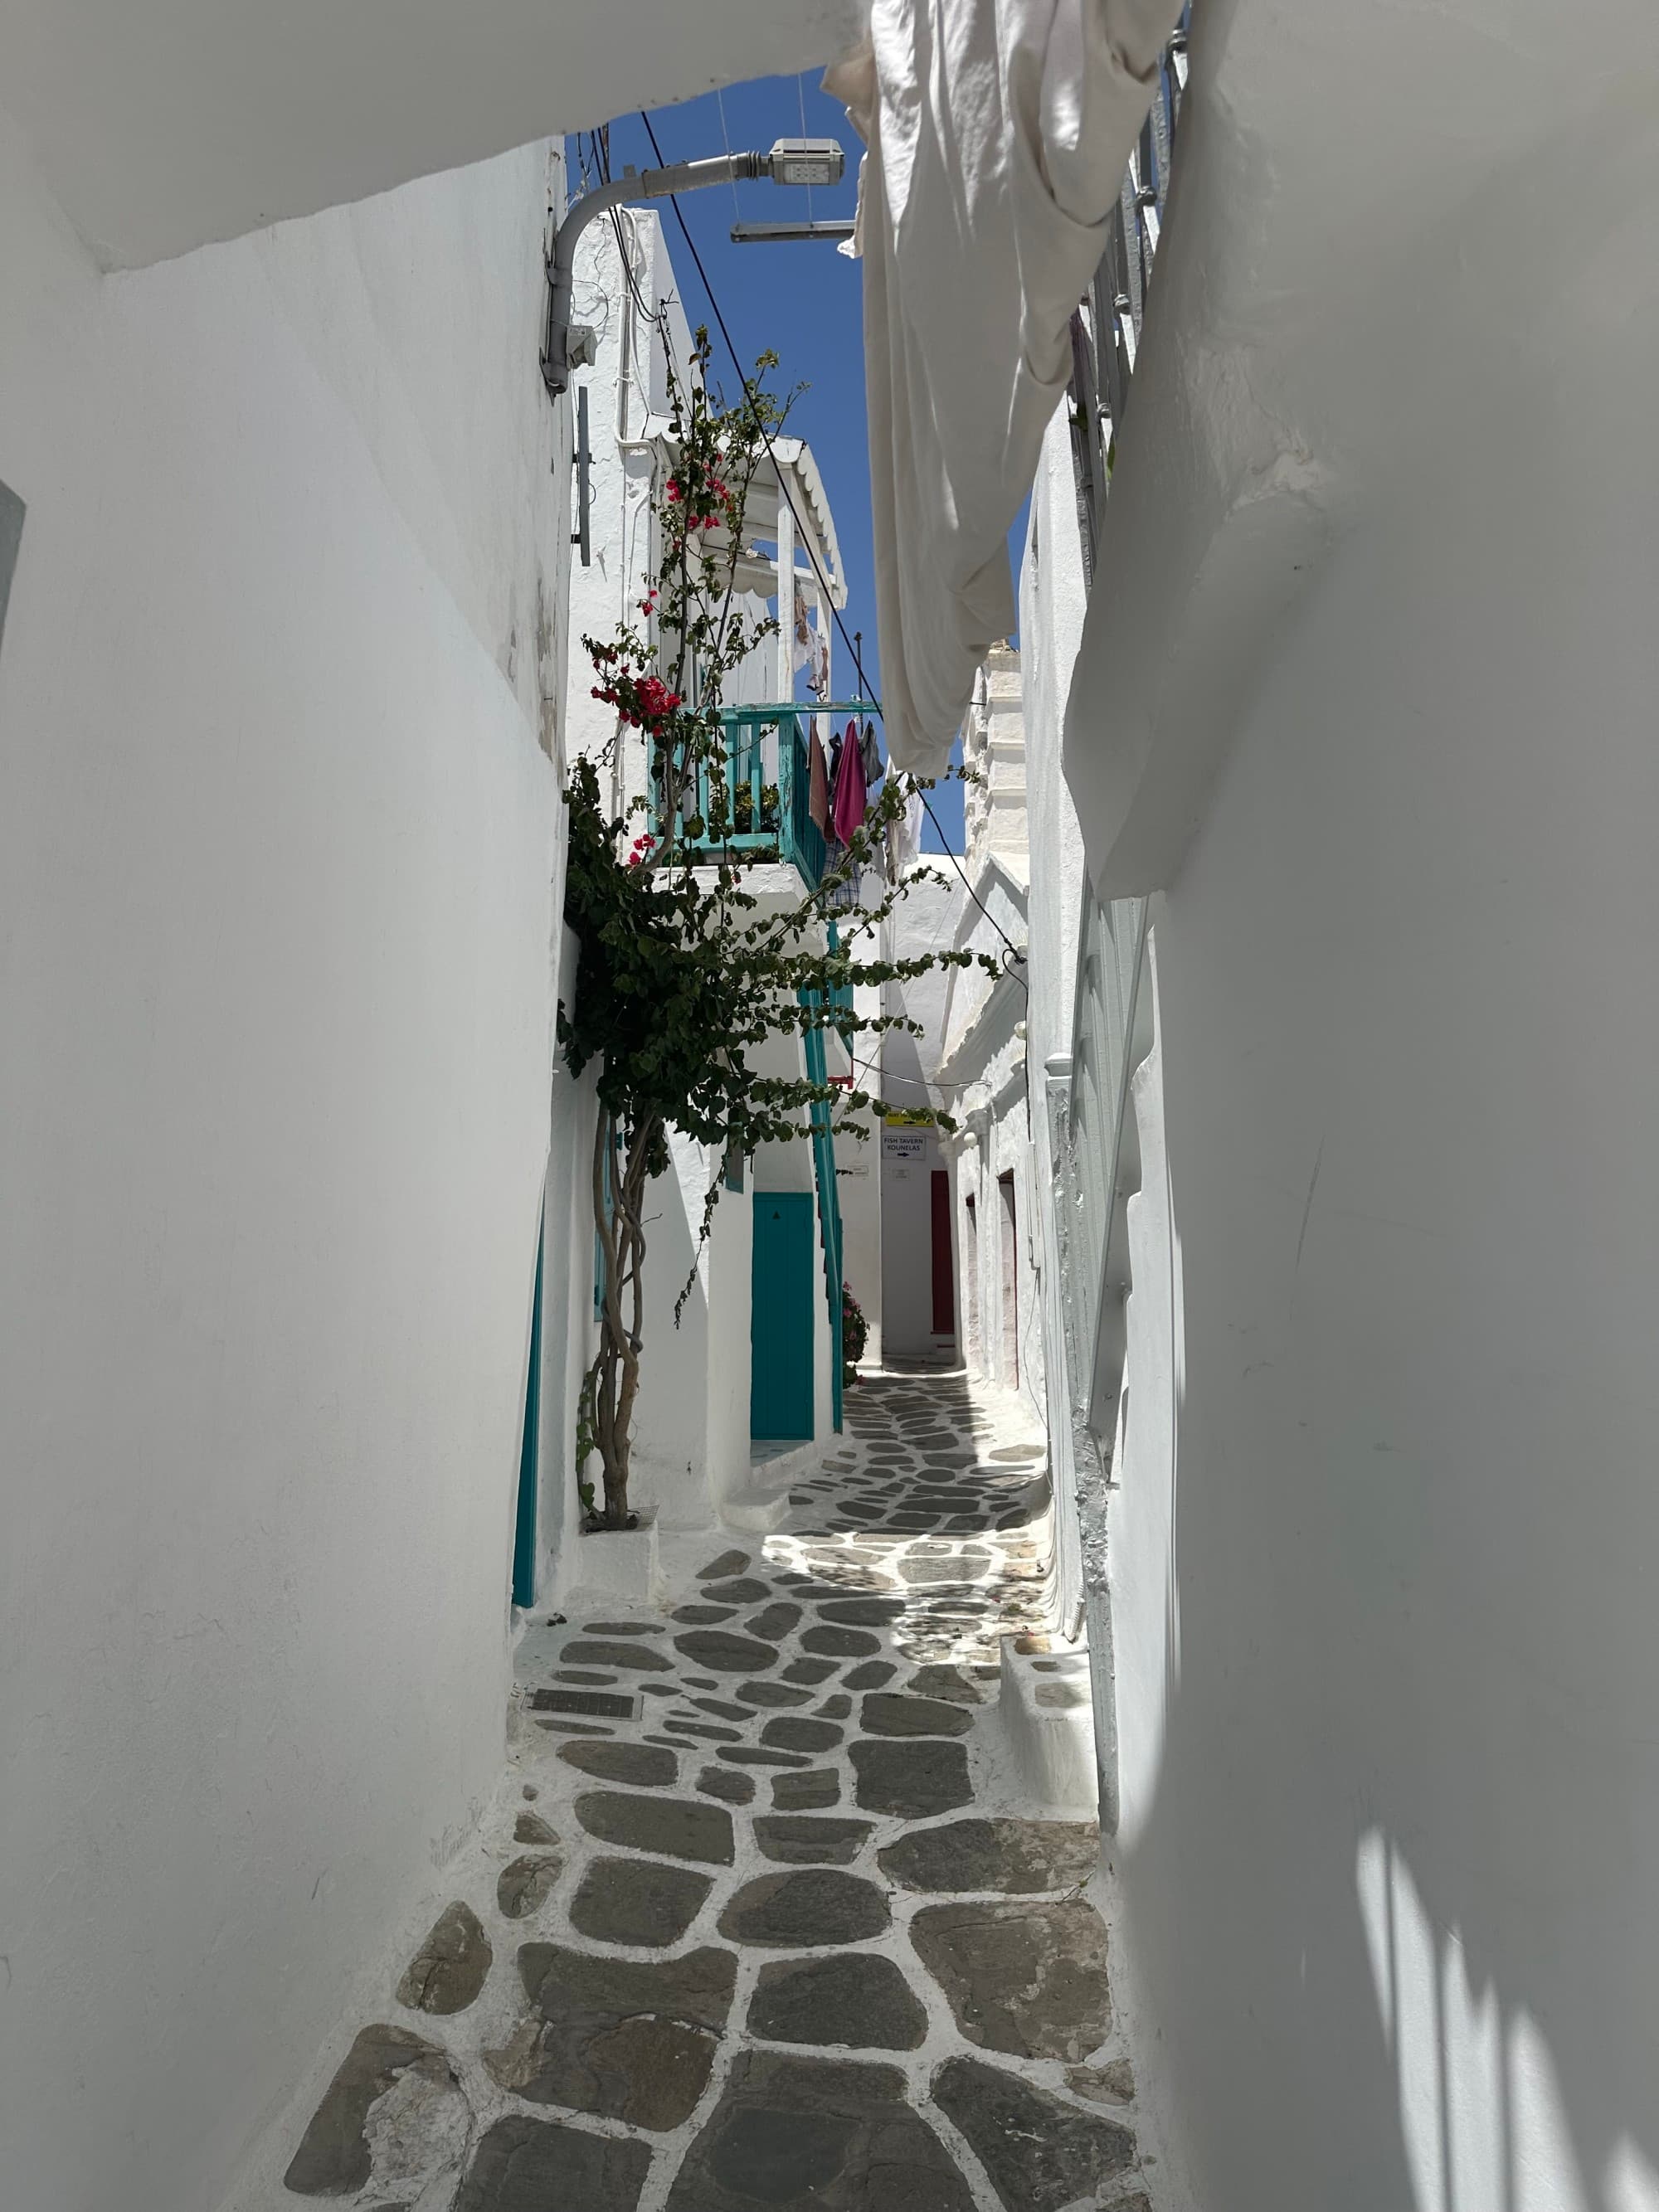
[931,1169,956,1335]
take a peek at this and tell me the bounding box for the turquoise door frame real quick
[512,1213,545,1608]
[799,979,844,1434]
[751,1192,815,1440]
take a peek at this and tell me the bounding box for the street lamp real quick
[542,139,846,397]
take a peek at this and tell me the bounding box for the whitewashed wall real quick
[625,1128,757,1524]
[837,1079,884,1369]
[881,873,962,1365]
[0,114,567,2212]
[1018,411,1092,1627]
[952,1094,1042,1417]
[1073,37,1659,2207]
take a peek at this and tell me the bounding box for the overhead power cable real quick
[634,109,1027,990]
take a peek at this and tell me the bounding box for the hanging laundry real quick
[808,727,831,833]
[859,719,882,788]
[831,714,868,845]
[887,783,924,880]
[825,0,1182,773]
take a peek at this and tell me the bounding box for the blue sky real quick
[591,75,1024,853]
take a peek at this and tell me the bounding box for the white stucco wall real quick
[1019,411,1093,1626]
[836,1082,884,1369]
[2,0,861,268]
[0,116,567,2212]
[626,1129,757,1524]
[879,1119,957,1367]
[1019,414,1090,1089]
[1089,94,1659,2211]
[880,872,964,1365]
[951,1090,1042,1421]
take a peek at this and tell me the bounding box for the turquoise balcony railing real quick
[653,702,878,894]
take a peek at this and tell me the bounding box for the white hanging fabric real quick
[793,603,832,698]
[826,0,1183,774]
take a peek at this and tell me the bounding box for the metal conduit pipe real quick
[542,141,843,397]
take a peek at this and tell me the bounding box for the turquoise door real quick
[751,1192,815,1440]
[512,1214,544,1608]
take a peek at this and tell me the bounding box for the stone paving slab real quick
[911,1900,1112,2060]
[849,1737,975,1817]
[752,1814,873,1865]
[664,2052,976,2211]
[748,1952,929,2051]
[453,2113,653,2212]
[878,1818,1098,1895]
[573,1788,736,1865]
[932,2055,1136,2211]
[496,1852,562,1919]
[718,1867,890,1947]
[568,1855,712,1947]
[276,1373,1151,2212]
[284,2025,455,2195]
[558,1738,678,1788]
[485,1944,736,2130]
[395,1903,492,2016]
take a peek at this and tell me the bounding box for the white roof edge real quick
[769,435,848,611]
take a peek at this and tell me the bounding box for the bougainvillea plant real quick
[559,333,990,1529]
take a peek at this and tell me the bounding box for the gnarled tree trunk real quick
[588,1106,661,1528]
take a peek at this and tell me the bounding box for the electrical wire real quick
[796,73,815,224]
[849,1051,974,1096]
[714,88,742,221]
[588,129,659,323]
[635,108,1028,989]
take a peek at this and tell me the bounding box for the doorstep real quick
[721,1437,824,1529]
[990,1636,1100,1815]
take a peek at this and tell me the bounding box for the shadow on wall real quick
[1356,1830,1659,2212]
[1107,925,1659,2212]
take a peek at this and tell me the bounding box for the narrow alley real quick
[12,3,1659,2205]
[270,1375,1146,2212]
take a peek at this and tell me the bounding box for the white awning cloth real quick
[827,0,1184,775]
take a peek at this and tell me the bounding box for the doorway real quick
[998,1170,1019,1388]
[930,1169,956,1339]
[512,1213,545,1608]
[751,1192,815,1439]
[964,1194,980,1371]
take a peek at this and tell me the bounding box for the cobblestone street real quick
[276,1373,1148,2211]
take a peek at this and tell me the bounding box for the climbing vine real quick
[559,333,989,1529]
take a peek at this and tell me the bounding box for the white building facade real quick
[0,118,573,2212]
[1015,6,1659,2209]
[543,205,856,1591]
